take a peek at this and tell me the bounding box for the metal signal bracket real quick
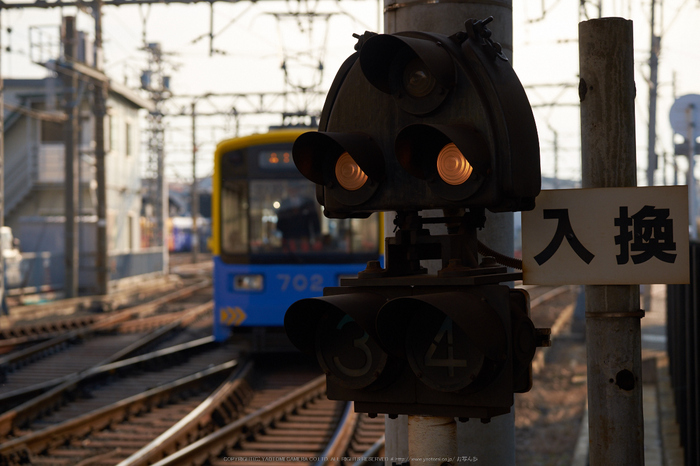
[355,209,521,285]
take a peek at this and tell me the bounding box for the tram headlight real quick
[234,274,264,291]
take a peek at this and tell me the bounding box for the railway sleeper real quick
[0,338,224,438]
[0,360,240,464]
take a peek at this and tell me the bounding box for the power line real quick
[0,0,265,9]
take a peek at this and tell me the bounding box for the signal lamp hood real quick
[359,34,455,115]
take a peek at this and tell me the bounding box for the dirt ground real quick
[514,287,588,466]
[515,338,587,465]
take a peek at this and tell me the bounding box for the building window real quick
[41,121,63,142]
[126,122,132,156]
[32,102,63,142]
[106,114,113,153]
[128,214,135,251]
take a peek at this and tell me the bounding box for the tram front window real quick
[249,180,378,258]
[221,180,248,255]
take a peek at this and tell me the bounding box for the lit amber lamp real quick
[335,152,368,191]
[437,143,473,185]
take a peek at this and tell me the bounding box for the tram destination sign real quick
[522,186,690,285]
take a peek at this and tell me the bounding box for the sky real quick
[1,0,700,185]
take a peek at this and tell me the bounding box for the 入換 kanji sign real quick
[522,186,690,285]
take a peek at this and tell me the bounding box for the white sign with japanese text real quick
[522,186,690,285]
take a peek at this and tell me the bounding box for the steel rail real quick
[352,435,386,466]
[94,300,213,365]
[0,275,185,334]
[0,300,213,411]
[0,279,211,370]
[0,335,222,437]
[149,375,327,466]
[90,279,212,330]
[117,360,256,466]
[0,359,241,463]
[315,402,358,466]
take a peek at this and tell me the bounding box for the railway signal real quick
[285,281,549,419]
[292,17,540,218]
[285,18,549,420]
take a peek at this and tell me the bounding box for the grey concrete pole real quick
[579,18,644,464]
[383,1,516,464]
[191,101,199,263]
[408,416,457,465]
[62,16,80,298]
[0,9,5,313]
[384,414,408,464]
[687,104,697,239]
[94,0,109,296]
[383,219,409,465]
[646,0,659,188]
[384,0,512,55]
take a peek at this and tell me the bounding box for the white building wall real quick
[105,95,143,253]
[3,78,145,255]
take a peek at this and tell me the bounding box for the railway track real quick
[0,281,213,413]
[0,280,579,465]
[141,360,385,466]
[0,357,241,465]
[143,286,575,466]
[0,353,387,466]
[0,276,192,341]
[0,349,388,466]
[0,335,236,438]
[0,279,212,354]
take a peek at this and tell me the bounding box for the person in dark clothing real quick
[276,196,321,252]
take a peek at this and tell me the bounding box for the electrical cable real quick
[477,240,524,270]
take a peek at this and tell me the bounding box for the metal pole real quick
[0,9,5,314]
[144,43,169,275]
[93,0,109,295]
[643,0,660,335]
[384,415,408,464]
[62,16,79,298]
[647,0,659,188]
[553,128,559,189]
[191,101,199,263]
[383,1,515,464]
[579,18,644,464]
[158,116,168,274]
[688,104,697,239]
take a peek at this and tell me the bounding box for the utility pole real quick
[643,0,661,335]
[687,104,697,239]
[93,0,109,295]
[1,0,320,296]
[549,125,560,189]
[647,0,660,187]
[62,16,80,299]
[0,10,5,314]
[142,43,170,276]
[673,73,679,186]
[579,18,644,464]
[384,2,515,464]
[191,101,199,263]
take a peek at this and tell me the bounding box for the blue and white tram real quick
[211,129,381,341]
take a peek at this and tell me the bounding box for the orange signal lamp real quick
[335,152,369,191]
[437,143,473,186]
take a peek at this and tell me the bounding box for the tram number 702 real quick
[277,274,324,292]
